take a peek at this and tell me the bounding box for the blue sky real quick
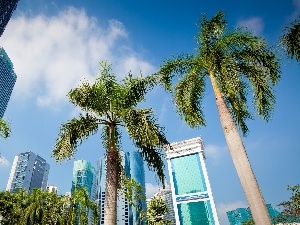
[0,0,299,224]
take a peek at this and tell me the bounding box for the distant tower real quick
[96,151,146,225]
[46,184,58,194]
[71,160,96,224]
[153,185,176,225]
[0,47,17,118]
[0,0,20,36]
[6,152,50,192]
[165,137,220,225]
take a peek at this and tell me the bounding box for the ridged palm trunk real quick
[103,124,118,225]
[210,74,272,225]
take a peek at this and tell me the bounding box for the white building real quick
[164,137,220,225]
[46,184,58,194]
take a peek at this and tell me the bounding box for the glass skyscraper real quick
[6,152,50,192]
[71,160,97,224]
[0,0,20,36]
[96,151,146,225]
[0,47,17,118]
[165,137,220,225]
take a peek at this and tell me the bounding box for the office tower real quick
[227,204,280,225]
[0,0,20,36]
[165,137,220,225]
[46,184,58,194]
[6,152,50,192]
[96,151,146,225]
[153,185,176,225]
[71,160,97,224]
[0,47,17,118]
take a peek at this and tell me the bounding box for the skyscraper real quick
[165,137,220,225]
[0,0,20,36]
[6,152,50,192]
[0,47,17,118]
[71,160,97,224]
[96,151,146,225]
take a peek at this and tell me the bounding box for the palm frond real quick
[52,114,99,162]
[0,118,10,138]
[158,54,195,91]
[280,17,300,61]
[124,109,169,184]
[121,72,157,108]
[174,66,206,128]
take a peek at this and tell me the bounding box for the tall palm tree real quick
[280,16,300,61]
[158,12,280,225]
[52,62,169,225]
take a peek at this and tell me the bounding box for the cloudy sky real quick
[0,0,299,224]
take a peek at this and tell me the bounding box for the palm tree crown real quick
[160,11,280,135]
[52,61,169,224]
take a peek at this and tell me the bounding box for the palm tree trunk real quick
[210,74,272,225]
[103,124,118,225]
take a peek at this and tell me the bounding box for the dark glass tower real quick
[0,0,20,36]
[0,47,17,118]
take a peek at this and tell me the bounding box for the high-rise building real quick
[0,0,20,36]
[71,160,97,224]
[165,137,220,225]
[6,152,50,192]
[226,204,280,225]
[153,185,176,225]
[96,151,146,225]
[46,184,58,194]
[0,47,17,118]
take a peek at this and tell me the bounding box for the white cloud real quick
[145,182,160,199]
[204,144,226,163]
[237,17,264,36]
[0,156,10,167]
[0,7,155,108]
[217,201,248,225]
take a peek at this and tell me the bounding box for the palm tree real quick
[280,16,300,61]
[158,12,280,225]
[52,62,169,225]
[63,187,99,225]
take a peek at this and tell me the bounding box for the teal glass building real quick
[227,204,280,225]
[165,137,220,225]
[0,47,17,118]
[71,160,96,224]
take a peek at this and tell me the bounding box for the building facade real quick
[165,137,220,225]
[46,184,58,194]
[0,0,20,36]
[96,151,146,225]
[227,204,280,225]
[0,47,17,118]
[71,160,97,224]
[6,152,50,192]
